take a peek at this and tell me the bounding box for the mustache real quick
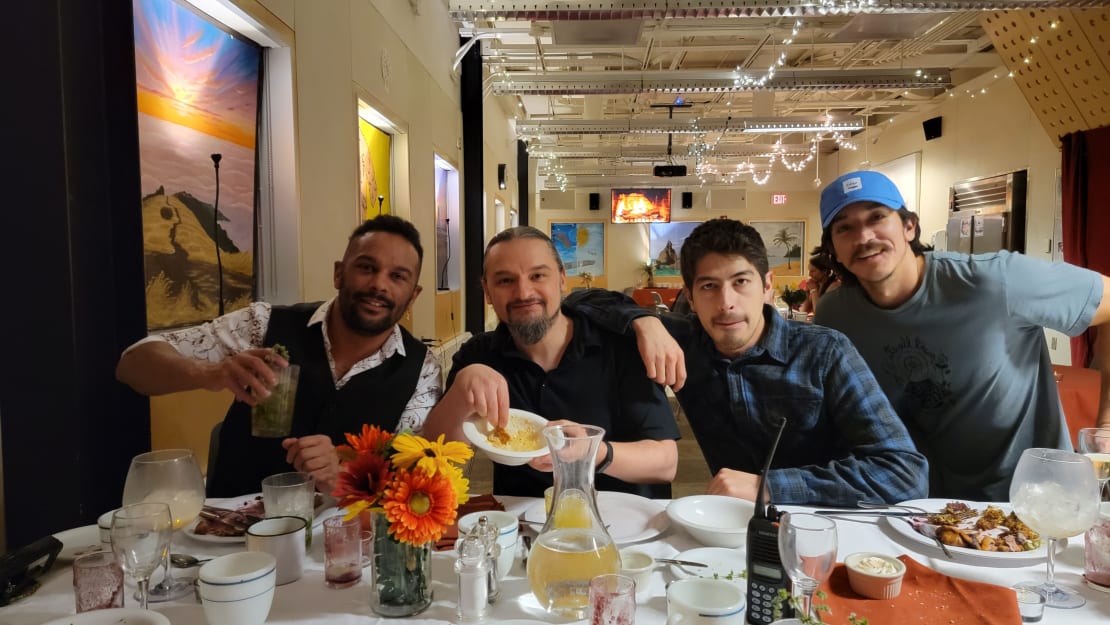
[354,291,394,309]
[508,298,545,309]
[711,314,747,326]
[852,241,892,261]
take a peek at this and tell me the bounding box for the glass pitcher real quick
[526,424,620,618]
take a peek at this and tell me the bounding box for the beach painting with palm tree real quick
[749,220,805,277]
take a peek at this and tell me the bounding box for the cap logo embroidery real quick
[843,177,863,193]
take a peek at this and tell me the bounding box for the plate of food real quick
[184,492,335,543]
[668,546,747,584]
[523,490,669,545]
[881,499,1060,565]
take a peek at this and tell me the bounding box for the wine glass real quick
[1009,447,1100,608]
[1077,427,1110,500]
[121,449,206,601]
[778,512,838,621]
[110,503,172,609]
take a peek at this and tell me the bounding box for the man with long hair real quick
[422,226,679,498]
[815,170,1110,500]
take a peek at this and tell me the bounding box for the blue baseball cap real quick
[820,170,906,228]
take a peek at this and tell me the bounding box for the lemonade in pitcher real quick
[527,527,620,617]
[526,424,620,618]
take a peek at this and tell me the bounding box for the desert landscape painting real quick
[133,0,261,329]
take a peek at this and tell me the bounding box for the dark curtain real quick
[1062,125,1110,366]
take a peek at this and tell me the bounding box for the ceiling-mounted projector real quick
[653,165,687,177]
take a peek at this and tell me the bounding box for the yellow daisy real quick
[391,433,473,476]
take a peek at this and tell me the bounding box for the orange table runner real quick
[816,555,1021,625]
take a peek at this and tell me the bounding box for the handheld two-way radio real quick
[745,418,790,625]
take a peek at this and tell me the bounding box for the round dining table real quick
[3,496,1107,625]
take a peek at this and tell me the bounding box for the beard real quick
[337,288,409,337]
[505,300,559,346]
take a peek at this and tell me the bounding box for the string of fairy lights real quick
[529,11,1023,190]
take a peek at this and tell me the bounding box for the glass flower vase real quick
[368,512,433,617]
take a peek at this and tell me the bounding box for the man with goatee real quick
[117,215,440,496]
[422,226,679,498]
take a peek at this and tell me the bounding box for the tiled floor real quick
[468,398,711,499]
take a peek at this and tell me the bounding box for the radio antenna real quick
[754,418,788,520]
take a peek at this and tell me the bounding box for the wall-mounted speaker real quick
[497,163,507,189]
[923,117,942,141]
[681,191,693,209]
[588,192,600,211]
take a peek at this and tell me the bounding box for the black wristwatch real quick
[596,440,614,474]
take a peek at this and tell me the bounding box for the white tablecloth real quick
[3,497,1107,624]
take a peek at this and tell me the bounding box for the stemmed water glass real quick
[121,449,206,601]
[778,512,838,621]
[1077,427,1110,500]
[1009,447,1100,609]
[110,503,172,609]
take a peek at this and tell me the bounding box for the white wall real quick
[251,0,471,337]
[828,74,1059,261]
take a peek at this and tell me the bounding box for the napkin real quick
[435,494,506,551]
[816,555,1021,625]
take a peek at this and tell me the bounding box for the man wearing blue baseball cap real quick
[814,169,1110,501]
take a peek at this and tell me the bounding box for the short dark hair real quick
[808,246,835,274]
[348,214,424,272]
[820,206,933,287]
[482,226,564,277]
[679,218,769,289]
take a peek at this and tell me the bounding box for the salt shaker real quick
[455,533,490,622]
[474,516,501,603]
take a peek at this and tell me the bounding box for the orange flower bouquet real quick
[333,425,473,616]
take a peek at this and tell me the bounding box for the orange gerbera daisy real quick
[333,448,393,509]
[381,468,459,545]
[336,424,395,462]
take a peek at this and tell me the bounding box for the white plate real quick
[41,607,170,625]
[52,524,105,562]
[523,491,669,544]
[183,493,336,544]
[668,546,747,584]
[882,498,1061,566]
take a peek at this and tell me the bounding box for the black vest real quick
[206,303,428,496]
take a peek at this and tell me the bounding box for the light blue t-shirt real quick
[815,251,1102,501]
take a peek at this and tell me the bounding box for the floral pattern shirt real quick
[128,300,441,432]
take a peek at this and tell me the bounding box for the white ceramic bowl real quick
[619,547,655,590]
[198,551,277,625]
[462,409,549,466]
[666,495,755,548]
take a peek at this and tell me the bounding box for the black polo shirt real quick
[447,308,680,499]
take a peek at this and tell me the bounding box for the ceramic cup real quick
[666,578,747,625]
[458,510,519,580]
[245,516,307,585]
[198,552,277,625]
[619,547,655,590]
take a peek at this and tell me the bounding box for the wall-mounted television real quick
[611,188,671,224]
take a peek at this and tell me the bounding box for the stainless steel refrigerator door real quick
[971,213,1006,253]
[946,212,974,254]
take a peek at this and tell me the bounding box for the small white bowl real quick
[844,552,906,599]
[666,495,755,548]
[198,552,277,625]
[97,509,116,544]
[619,547,655,589]
[462,409,549,466]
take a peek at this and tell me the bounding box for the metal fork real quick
[858,502,954,559]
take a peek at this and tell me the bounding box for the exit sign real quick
[772,193,788,205]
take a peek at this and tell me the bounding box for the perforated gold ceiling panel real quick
[981,8,1110,145]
